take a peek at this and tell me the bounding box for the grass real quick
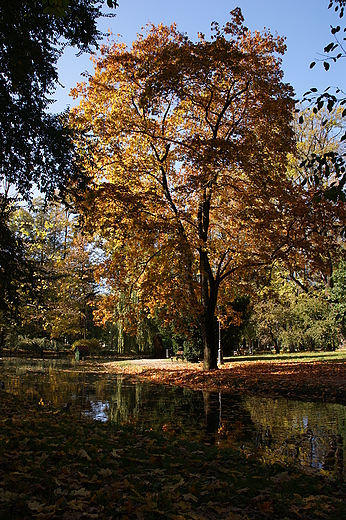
[224,349,346,364]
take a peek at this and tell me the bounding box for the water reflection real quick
[1,357,345,481]
[240,396,346,481]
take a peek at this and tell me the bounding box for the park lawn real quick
[1,386,346,520]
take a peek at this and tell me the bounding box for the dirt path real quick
[113,358,203,370]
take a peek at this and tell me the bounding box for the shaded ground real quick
[105,357,346,404]
[1,390,346,520]
[2,356,346,519]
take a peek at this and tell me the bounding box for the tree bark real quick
[201,306,218,370]
[198,193,219,370]
[200,249,218,370]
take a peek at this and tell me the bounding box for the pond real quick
[1,357,345,481]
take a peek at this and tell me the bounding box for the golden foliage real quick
[69,9,344,367]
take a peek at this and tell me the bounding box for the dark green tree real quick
[331,258,346,336]
[0,1,117,333]
[0,196,35,345]
[0,0,117,200]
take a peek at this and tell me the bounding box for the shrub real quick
[16,337,45,354]
[72,338,101,353]
[182,328,203,361]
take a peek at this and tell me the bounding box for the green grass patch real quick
[225,350,346,364]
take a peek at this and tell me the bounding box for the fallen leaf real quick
[79,448,91,461]
[73,487,90,497]
[182,493,198,502]
[27,500,44,512]
[98,468,112,477]
[172,478,185,490]
[111,448,123,458]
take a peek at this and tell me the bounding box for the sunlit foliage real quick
[70,9,299,369]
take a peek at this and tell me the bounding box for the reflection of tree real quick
[2,358,102,408]
[202,391,222,445]
[212,394,257,450]
[242,395,346,480]
[107,382,209,441]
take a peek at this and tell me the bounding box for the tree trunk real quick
[200,250,218,370]
[198,194,218,370]
[202,308,218,370]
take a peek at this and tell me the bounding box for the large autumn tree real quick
[71,9,299,369]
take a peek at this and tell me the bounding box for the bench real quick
[175,350,184,360]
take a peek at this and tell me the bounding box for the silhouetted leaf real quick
[327,99,335,111]
[324,42,335,52]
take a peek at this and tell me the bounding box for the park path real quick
[118,358,202,370]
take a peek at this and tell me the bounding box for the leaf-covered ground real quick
[1,382,346,520]
[106,358,346,404]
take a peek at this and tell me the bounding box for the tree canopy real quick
[0,0,117,200]
[0,196,34,324]
[0,0,117,327]
[299,0,346,202]
[70,9,309,369]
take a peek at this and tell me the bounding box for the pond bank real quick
[104,358,346,404]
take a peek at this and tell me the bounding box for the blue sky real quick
[53,0,343,113]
